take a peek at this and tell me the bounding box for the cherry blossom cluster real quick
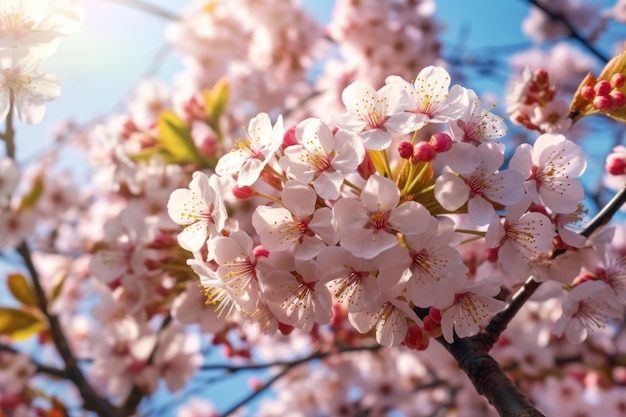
[318,0,443,117]
[166,0,322,131]
[522,0,605,43]
[0,0,81,125]
[166,64,622,349]
[506,66,574,134]
[4,1,626,415]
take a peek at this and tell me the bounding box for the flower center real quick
[365,211,391,233]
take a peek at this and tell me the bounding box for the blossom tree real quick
[3,1,626,417]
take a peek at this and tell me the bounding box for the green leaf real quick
[0,307,44,341]
[157,111,202,165]
[203,78,229,137]
[18,173,44,211]
[49,271,67,304]
[7,273,38,307]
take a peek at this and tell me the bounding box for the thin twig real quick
[524,0,609,63]
[482,183,626,349]
[103,0,181,20]
[0,343,68,379]
[17,242,121,417]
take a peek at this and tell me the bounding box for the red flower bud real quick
[397,141,414,159]
[594,80,612,96]
[412,142,436,163]
[612,73,625,88]
[429,132,453,153]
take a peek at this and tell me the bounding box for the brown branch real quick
[17,242,121,417]
[0,343,68,379]
[446,337,545,417]
[482,183,626,349]
[524,0,609,63]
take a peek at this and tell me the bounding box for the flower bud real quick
[278,322,294,336]
[423,315,442,338]
[610,90,626,108]
[282,125,298,147]
[357,151,376,180]
[581,85,595,101]
[397,141,414,159]
[428,307,442,323]
[429,132,453,153]
[606,155,626,175]
[253,245,270,258]
[232,185,256,200]
[411,142,436,163]
[593,94,614,110]
[533,68,549,87]
[402,324,430,350]
[611,73,625,88]
[594,80,612,96]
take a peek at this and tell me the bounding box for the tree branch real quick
[524,0,609,63]
[103,0,181,20]
[0,343,68,379]
[16,242,121,417]
[482,183,626,349]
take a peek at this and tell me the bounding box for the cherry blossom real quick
[167,171,227,253]
[251,180,337,259]
[486,201,554,274]
[207,230,261,312]
[509,133,586,214]
[385,66,468,132]
[400,217,468,308]
[279,118,365,200]
[0,47,60,124]
[435,142,525,225]
[440,279,506,343]
[215,112,284,187]
[333,175,431,258]
[332,80,413,150]
[258,252,332,333]
[349,270,420,347]
[553,280,623,344]
[447,88,507,145]
[147,324,202,393]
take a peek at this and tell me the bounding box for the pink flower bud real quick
[253,245,270,258]
[195,134,219,158]
[485,247,499,263]
[357,151,376,180]
[429,307,442,323]
[606,155,626,175]
[612,73,625,88]
[533,68,549,87]
[593,94,614,110]
[182,95,206,122]
[429,132,453,153]
[581,85,595,101]
[402,324,430,351]
[423,315,442,338]
[282,125,298,147]
[594,80,612,96]
[232,185,256,199]
[278,322,295,336]
[411,142,436,163]
[397,141,414,159]
[610,90,626,108]
[120,118,138,139]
